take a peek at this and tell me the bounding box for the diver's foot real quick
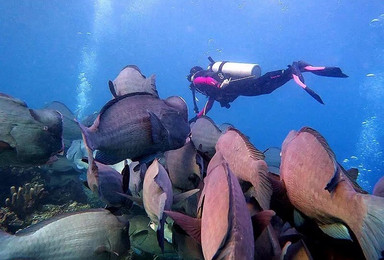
[298,61,348,78]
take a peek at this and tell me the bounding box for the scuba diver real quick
[187,57,348,117]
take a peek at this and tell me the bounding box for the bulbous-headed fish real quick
[143,159,173,253]
[78,92,189,165]
[44,101,81,147]
[164,140,202,191]
[215,127,272,210]
[0,209,130,260]
[0,93,64,167]
[373,175,384,197]
[190,116,222,159]
[280,127,384,260]
[166,152,255,260]
[109,65,158,98]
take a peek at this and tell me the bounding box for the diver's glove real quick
[219,78,231,89]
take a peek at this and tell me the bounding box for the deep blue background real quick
[1,0,383,191]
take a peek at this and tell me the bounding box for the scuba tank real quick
[207,61,261,78]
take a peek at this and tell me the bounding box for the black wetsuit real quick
[190,61,348,117]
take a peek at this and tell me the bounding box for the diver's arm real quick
[190,84,199,114]
[197,98,215,117]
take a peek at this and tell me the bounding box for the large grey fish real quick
[0,93,63,167]
[44,101,81,147]
[190,116,222,158]
[215,127,272,210]
[143,159,173,253]
[166,152,254,260]
[109,65,158,98]
[280,127,384,260]
[78,92,189,164]
[0,209,130,260]
[164,140,202,191]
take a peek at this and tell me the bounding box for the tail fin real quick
[359,195,384,260]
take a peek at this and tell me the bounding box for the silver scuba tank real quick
[208,61,261,78]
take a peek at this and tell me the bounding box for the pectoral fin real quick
[318,223,352,241]
[148,111,168,144]
[324,163,343,193]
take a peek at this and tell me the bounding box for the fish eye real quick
[43,126,48,131]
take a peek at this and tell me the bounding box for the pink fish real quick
[215,127,272,210]
[166,152,255,259]
[280,127,384,260]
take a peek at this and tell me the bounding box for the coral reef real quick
[4,182,46,218]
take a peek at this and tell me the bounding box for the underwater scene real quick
[1,1,384,259]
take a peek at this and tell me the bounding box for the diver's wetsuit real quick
[189,61,348,117]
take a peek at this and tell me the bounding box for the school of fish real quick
[0,65,383,260]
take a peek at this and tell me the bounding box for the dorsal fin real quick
[227,128,265,160]
[299,127,336,161]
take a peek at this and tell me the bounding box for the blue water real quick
[1,0,383,192]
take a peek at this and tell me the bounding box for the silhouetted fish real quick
[109,65,158,98]
[78,93,189,164]
[166,152,254,260]
[215,127,272,210]
[143,159,173,253]
[0,209,130,260]
[373,176,384,197]
[164,140,202,191]
[263,146,281,175]
[0,93,63,167]
[44,101,81,147]
[280,127,384,260]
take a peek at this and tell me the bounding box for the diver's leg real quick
[235,69,293,96]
